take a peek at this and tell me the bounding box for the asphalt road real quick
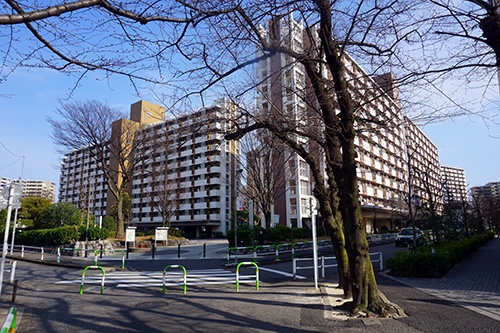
[2,241,500,332]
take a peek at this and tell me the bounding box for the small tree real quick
[40,202,83,229]
[19,197,52,229]
[49,100,148,238]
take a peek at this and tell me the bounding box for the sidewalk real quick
[378,237,500,322]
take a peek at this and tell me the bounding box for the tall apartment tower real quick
[441,166,468,205]
[255,15,442,231]
[256,16,314,228]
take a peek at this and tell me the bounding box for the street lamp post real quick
[86,177,94,242]
[234,169,243,263]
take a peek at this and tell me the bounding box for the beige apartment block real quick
[59,99,240,238]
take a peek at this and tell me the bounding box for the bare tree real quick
[241,130,289,228]
[5,0,498,315]
[48,100,144,238]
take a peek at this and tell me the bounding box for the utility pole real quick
[233,169,243,263]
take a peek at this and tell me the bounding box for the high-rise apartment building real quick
[59,99,240,237]
[441,166,468,205]
[131,99,240,237]
[255,15,442,232]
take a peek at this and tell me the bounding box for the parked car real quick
[395,228,425,247]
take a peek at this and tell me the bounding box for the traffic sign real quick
[1,184,22,200]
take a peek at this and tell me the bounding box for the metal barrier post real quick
[80,265,106,295]
[273,244,282,261]
[9,261,16,284]
[236,261,259,291]
[57,247,61,263]
[292,258,297,280]
[162,264,187,294]
[21,245,24,258]
[379,252,383,270]
[41,247,44,261]
[227,247,237,264]
[321,256,325,278]
[0,307,17,333]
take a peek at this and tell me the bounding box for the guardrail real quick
[292,251,384,279]
[4,261,16,285]
[226,234,396,264]
[6,244,127,269]
[227,240,333,264]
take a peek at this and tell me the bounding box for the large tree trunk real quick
[313,0,384,313]
[116,196,125,238]
[314,185,351,297]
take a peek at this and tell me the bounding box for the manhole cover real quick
[135,301,169,309]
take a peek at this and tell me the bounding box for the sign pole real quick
[0,185,15,295]
[310,198,318,290]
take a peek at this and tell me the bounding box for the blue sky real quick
[1,65,499,191]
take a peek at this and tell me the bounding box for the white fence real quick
[292,251,383,279]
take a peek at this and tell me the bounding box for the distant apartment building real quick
[441,166,468,205]
[403,118,442,210]
[59,99,240,237]
[21,180,57,202]
[0,177,9,188]
[1,177,56,202]
[254,15,441,232]
[471,182,500,208]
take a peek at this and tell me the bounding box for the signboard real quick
[236,197,244,211]
[125,227,136,242]
[0,192,21,210]
[155,227,169,241]
[1,184,22,201]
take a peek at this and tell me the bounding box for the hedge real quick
[386,232,495,278]
[15,226,109,247]
[227,225,322,247]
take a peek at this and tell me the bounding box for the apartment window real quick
[290,198,297,214]
[289,179,296,194]
[299,161,308,177]
[300,180,309,195]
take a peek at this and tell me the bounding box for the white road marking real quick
[259,267,307,279]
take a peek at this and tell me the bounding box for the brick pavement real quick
[381,237,500,321]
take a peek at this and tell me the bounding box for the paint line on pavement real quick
[259,267,306,279]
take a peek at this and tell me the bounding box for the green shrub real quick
[81,227,109,241]
[227,225,316,247]
[16,226,80,246]
[168,228,183,238]
[212,231,224,238]
[386,232,494,278]
[291,228,311,240]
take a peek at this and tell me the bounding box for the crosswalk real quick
[57,269,257,288]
